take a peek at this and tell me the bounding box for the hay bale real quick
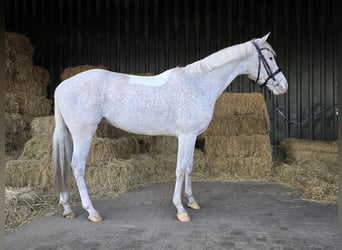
[151,149,208,178]
[7,54,33,81]
[6,79,47,96]
[86,154,159,193]
[5,31,52,155]
[273,159,337,203]
[207,157,272,179]
[149,136,178,154]
[205,135,272,159]
[5,158,52,187]
[203,92,272,178]
[21,135,52,160]
[96,121,179,154]
[5,32,34,81]
[60,65,108,81]
[30,116,55,137]
[88,137,142,164]
[32,66,49,87]
[5,32,34,56]
[16,93,52,116]
[204,115,269,136]
[5,93,20,113]
[280,139,337,165]
[5,112,30,153]
[213,93,269,117]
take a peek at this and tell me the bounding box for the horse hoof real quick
[187,202,200,210]
[88,215,103,223]
[63,212,77,219]
[177,212,191,222]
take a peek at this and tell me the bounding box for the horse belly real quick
[103,94,177,136]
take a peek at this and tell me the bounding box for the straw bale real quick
[87,137,142,164]
[205,135,272,159]
[32,66,49,87]
[5,58,14,81]
[5,112,30,152]
[30,116,55,137]
[16,93,52,116]
[204,115,269,136]
[5,158,52,188]
[207,156,272,179]
[213,93,269,117]
[60,65,108,81]
[21,135,52,160]
[280,138,337,164]
[149,136,178,154]
[273,159,337,203]
[5,32,34,56]
[86,154,159,193]
[5,93,20,113]
[152,150,208,176]
[96,121,179,155]
[19,134,143,164]
[6,79,46,96]
[7,54,33,81]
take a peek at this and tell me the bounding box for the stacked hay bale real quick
[274,139,338,203]
[204,93,272,179]
[5,32,52,152]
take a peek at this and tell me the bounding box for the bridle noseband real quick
[252,41,282,88]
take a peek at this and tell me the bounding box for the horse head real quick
[247,33,288,95]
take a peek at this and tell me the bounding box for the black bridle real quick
[252,41,282,88]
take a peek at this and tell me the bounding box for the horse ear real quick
[259,32,271,44]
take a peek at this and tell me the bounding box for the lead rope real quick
[267,90,338,125]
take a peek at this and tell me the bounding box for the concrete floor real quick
[5,182,337,250]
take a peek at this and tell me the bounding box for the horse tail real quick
[52,95,72,193]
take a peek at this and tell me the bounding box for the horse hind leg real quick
[60,191,76,218]
[185,168,200,210]
[71,123,103,222]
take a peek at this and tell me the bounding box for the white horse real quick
[52,33,287,223]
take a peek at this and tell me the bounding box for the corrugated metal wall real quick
[5,0,339,153]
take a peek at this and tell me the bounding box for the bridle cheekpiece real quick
[252,41,282,88]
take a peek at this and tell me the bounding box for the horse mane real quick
[183,41,254,74]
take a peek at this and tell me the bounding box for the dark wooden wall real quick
[5,0,340,153]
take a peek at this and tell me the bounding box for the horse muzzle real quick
[271,79,288,95]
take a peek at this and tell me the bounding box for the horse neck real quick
[199,58,249,102]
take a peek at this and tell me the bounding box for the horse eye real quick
[269,57,273,61]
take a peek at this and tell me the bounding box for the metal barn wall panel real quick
[5,0,339,154]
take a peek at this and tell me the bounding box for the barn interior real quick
[4,0,339,231]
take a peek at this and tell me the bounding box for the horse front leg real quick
[173,134,197,222]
